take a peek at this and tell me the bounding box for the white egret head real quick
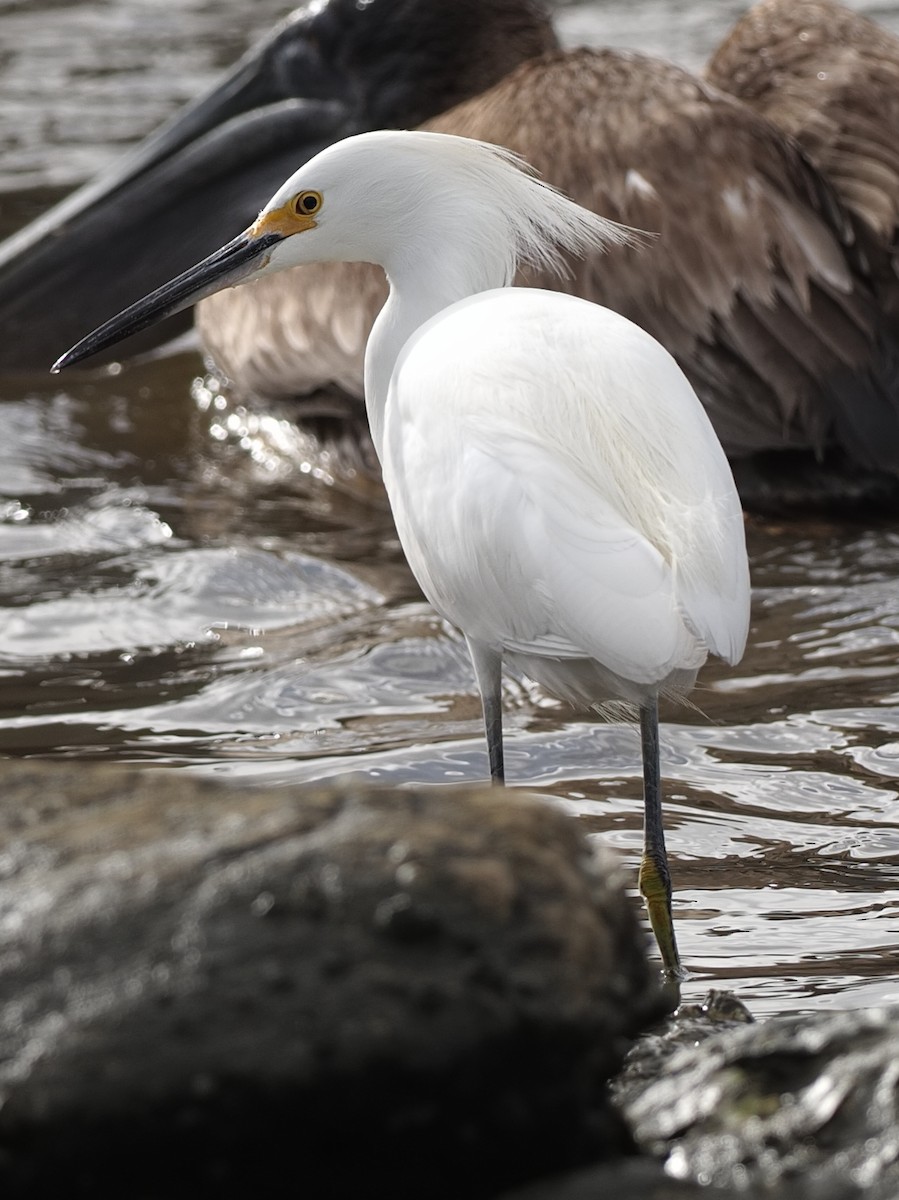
[252,129,635,282]
[54,130,639,371]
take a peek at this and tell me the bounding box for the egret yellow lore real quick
[54,129,752,979]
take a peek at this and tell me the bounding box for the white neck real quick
[263,131,634,450]
[363,246,510,459]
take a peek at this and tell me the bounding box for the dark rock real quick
[614,988,755,1092]
[617,1002,899,1199]
[0,761,664,1198]
[495,1156,737,1199]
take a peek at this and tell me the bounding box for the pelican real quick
[0,0,555,369]
[54,129,752,980]
[7,0,899,507]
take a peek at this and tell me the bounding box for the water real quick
[2,0,899,1016]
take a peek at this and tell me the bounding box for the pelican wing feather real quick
[707,0,899,243]
[197,43,899,484]
[430,48,899,470]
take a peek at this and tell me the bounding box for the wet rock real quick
[614,989,756,1091]
[496,1157,736,1199]
[617,1002,899,1199]
[0,761,664,1198]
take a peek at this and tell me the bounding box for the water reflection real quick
[2,0,899,1016]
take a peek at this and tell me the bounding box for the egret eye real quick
[294,190,323,216]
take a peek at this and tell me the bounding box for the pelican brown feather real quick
[707,0,899,244]
[10,0,899,508]
[198,257,380,405]
[0,0,558,372]
[200,45,899,477]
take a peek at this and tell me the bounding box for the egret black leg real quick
[466,640,505,785]
[638,695,682,980]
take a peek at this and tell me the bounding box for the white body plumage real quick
[383,286,749,711]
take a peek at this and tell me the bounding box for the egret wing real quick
[384,291,749,687]
[387,428,699,687]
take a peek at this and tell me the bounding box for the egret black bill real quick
[52,230,284,373]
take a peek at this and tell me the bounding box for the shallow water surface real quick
[2,0,899,1015]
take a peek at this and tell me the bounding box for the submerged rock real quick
[617,1002,899,1199]
[0,761,663,1198]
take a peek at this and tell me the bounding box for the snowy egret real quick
[54,129,751,977]
[8,0,899,507]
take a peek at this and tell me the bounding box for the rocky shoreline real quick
[1,761,896,1197]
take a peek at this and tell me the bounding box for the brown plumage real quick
[0,0,558,373]
[199,44,899,486]
[707,0,899,245]
[9,0,898,507]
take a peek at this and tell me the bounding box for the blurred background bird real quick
[5,0,899,510]
[54,128,752,978]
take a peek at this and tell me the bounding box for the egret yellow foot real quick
[639,851,682,982]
